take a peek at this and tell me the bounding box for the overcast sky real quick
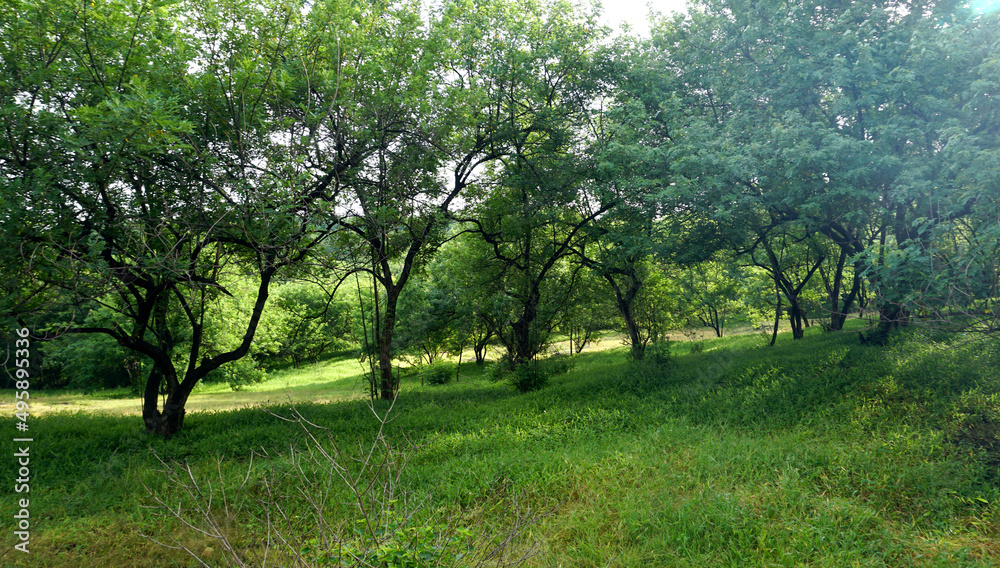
[600,0,689,37]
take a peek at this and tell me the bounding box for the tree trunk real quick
[770,283,782,347]
[377,304,397,400]
[146,398,188,437]
[510,283,542,365]
[788,294,805,340]
[705,307,723,338]
[473,322,492,365]
[602,270,644,360]
[834,268,863,331]
[142,363,166,433]
[511,315,535,365]
[826,249,846,330]
[623,307,645,360]
[879,303,908,330]
[823,250,864,331]
[142,363,194,437]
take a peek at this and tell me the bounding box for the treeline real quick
[2,0,998,435]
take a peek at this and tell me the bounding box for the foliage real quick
[395,276,464,366]
[204,356,267,391]
[39,331,142,390]
[629,261,680,347]
[508,361,550,393]
[674,257,772,338]
[485,355,513,384]
[557,269,617,354]
[651,0,1000,340]
[0,0,350,435]
[301,511,474,567]
[505,355,575,393]
[421,361,456,386]
[646,339,672,364]
[1,0,999,452]
[262,281,356,369]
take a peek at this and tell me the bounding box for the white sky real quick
[600,0,689,37]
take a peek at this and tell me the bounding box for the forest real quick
[2,0,1000,566]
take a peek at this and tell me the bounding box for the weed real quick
[143,399,546,568]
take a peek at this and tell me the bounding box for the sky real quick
[601,0,1000,37]
[599,0,689,37]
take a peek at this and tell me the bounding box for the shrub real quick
[486,361,507,383]
[487,353,514,383]
[38,333,142,390]
[302,511,473,567]
[422,361,455,385]
[499,355,576,393]
[648,339,671,364]
[205,356,268,391]
[544,353,575,375]
[509,361,549,393]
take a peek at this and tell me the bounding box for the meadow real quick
[2,325,999,567]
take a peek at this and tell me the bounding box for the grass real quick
[0,354,372,417]
[2,323,1000,566]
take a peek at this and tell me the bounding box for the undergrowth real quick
[2,326,999,566]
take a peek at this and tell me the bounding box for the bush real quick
[303,510,472,567]
[422,361,455,385]
[544,353,575,375]
[648,339,672,364]
[493,355,576,393]
[509,361,549,393]
[205,356,268,391]
[487,353,514,383]
[39,333,142,390]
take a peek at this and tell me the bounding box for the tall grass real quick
[2,326,999,566]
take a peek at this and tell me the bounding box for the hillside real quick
[2,326,999,567]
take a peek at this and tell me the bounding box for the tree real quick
[650,0,998,343]
[859,6,1000,336]
[453,0,616,367]
[313,0,579,399]
[417,232,499,365]
[265,281,355,369]
[394,276,460,366]
[569,39,677,360]
[628,259,680,351]
[557,268,617,354]
[0,0,352,435]
[675,257,744,338]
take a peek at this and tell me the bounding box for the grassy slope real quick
[2,325,1000,567]
[0,354,372,417]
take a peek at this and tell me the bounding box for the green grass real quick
[4,354,373,417]
[2,325,1000,566]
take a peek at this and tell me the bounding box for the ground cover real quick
[1,324,999,567]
